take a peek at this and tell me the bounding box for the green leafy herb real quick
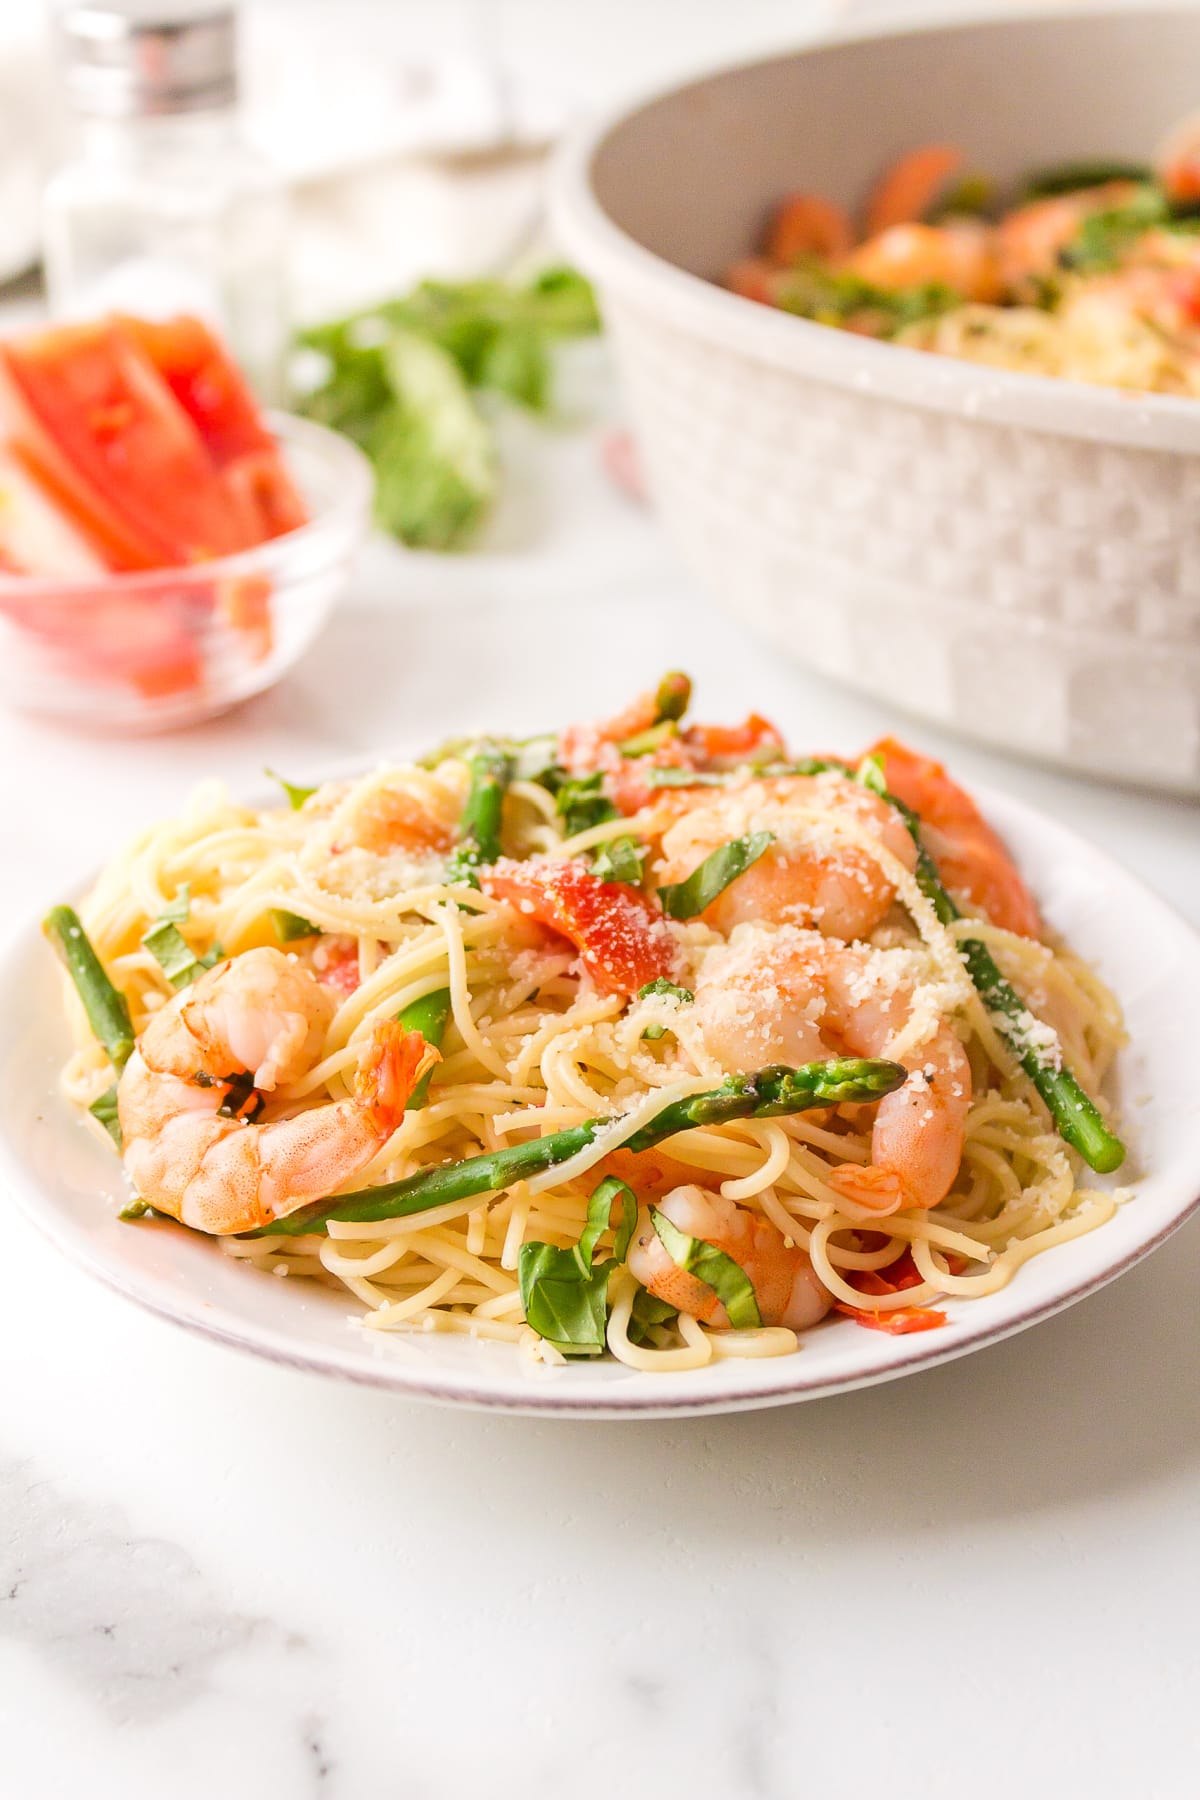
[89,1083,122,1148]
[657,831,775,921]
[157,884,191,923]
[628,1285,679,1346]
[650,1207,762,1329]
[777,264,961,338]
[43,906,135,1072]
[555,772,619,839]
[397,987,452,1110]
[271,908,320,942]
[1022,161,1153,202]
[637,976,694,1040]
[253,1059,905,1238]
[518,1175,637,1356]
[141,920,222,990]
[295,267,600,550]
[265,769,317,810]
[591,836,647,884]
[643,767,729,790]
[1058,186,1170,273]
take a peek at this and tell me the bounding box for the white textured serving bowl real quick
[553,5,1200,794]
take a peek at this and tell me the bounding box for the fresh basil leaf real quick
[142,921,223,990]
[637,977,694,1041]
[577,1176,637,1269]
[158,883,191,923]
[854,752,887,797]
[397,987,451,1110]
[657,831,775,921]
[628,1285,679,1346]
[265,768,318,810]
[518,1174,637,1355]
[643,767,729,789]
[271,908,320,942]
[591,836,646,884]
[617,720,677,758]
[649,1207,762,1329]
[89,1083,122,1148]
[555,772,619,838]
[518,1243,612,1356]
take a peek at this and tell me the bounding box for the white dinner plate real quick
[1,781,1197,1417]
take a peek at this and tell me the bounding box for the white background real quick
[2,4,1199,1797]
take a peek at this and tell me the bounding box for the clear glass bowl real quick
[0,413,372,732]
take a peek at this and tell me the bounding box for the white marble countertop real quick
[2,370,1199,1799]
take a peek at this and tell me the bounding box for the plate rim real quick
[2,772,1198,1417]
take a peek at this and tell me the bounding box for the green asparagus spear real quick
[247,1058,906,1238]
[43,906,135,1071]
[851,760,1126,1173]
[445,740,513,884]
[398,987,451,1110]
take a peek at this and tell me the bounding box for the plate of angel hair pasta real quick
[5,675,1200,1416]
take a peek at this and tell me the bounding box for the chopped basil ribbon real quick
[518,1175,638,1356]
[141,920,223,990]
[617,719,677,758]
[271,908,321,942]
[265,768,317,810]
[643,767,729,789]
[555,771,619,838]
[637,976,694,1040]
[628,1285,679,1345]
[89,1083,123,1148]
[649,1207,762,1330]
[397,987,452,1110]
[592,835,646,884]
[657,831,775,921]
[43,906,135,1072]
[157,883,191,923]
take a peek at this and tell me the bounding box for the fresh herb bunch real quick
[295,267,601,550]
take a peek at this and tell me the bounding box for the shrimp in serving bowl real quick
[118,946,436,1233]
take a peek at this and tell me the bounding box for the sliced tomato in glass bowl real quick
[121,314,308,540]
[0,319,261,569]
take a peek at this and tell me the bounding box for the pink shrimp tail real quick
[356,1022,440,1125]
[827,1164,907,1215]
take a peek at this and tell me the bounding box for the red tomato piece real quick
[833,1245,962,1335]
[122,315,308,538]
[685,712,785,766]
[481,858,677,995]
[0,320,256,569]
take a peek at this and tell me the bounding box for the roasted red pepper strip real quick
[482,857,677,996]
[834,1247,954,1336]
[684,711,785,765]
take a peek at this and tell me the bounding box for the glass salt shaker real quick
[42,1,288,400]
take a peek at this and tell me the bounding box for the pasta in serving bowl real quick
[551,6,1200,793]
[11,674,1189,1412]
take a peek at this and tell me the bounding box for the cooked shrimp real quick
[654,773,917,938]
[766,192,854,265]
[696,924,972,1214]
[626,1185,832,1330]
[995,181,1141,289]
[844,220,1003,301]
[868,737,1041,937]
[1156,112,1200,207]
[117,946,436,1233]
[863,143,963,237]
